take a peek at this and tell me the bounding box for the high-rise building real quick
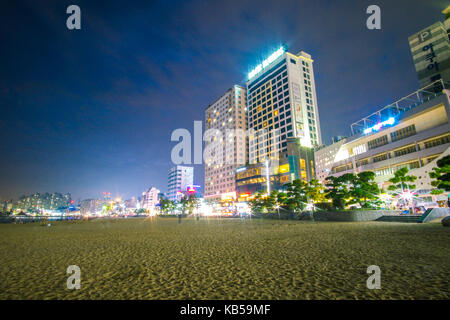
[408,6,450,91]
[246,47,321,164]
[167,166,194,202]
[16,192,71,211]
[204,85,248,200]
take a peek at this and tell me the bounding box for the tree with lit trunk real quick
[388,167,417,193]
[388,167,417,210]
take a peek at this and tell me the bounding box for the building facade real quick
[124,197,139,210]
[204,85,248,200]
[141,187,160,210]
[235,137,315,201]
[80,199,108,215]
[408,7,450,91]
[315,138,347,183]
[235,161,290,201]
[167,166,194,202]
[15,192,71,211]
[316,86,450,191]
[246,47,321,164]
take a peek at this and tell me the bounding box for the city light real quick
[400,190,415,201]
[363,117,395,134]
[3,1,450,304]
[248,46,285,80]
[221,191,237,200]
[379,193,392,202]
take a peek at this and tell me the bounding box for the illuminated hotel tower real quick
[204,85,248,200]
[246,47,321,163]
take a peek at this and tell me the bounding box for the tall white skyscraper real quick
[167,166,194,202]
[246,47,321,164]
[204,85,248,200]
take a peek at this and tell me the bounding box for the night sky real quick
[0,0,447,201]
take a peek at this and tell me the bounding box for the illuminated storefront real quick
[235,137,315,199]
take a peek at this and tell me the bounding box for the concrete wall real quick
[313,210,401,222]
[419,207,450,223]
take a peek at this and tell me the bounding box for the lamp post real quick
[265,159,270,195]
[306,202,315,222]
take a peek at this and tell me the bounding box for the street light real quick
[265,159,270,195]
[275,205,280,219]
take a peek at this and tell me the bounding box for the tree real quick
[304,179,326,205]
[276,191,288,209]
[325,174,354,210]
[388,167,417,193]
[350,171,380,208]
[429,155,450,192]
[136,208,147,214]
[248,190,266,213]
[388,167,417,211]
[283,179,307,212]
[265,190,279,212]
[179,196,189,215]
[160,198,176,214]
[188,194,200,215]
[179,194,198,215]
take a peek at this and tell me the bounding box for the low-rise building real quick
[80,199,108,215]
[315,83,450,191]
[141,187,161,210]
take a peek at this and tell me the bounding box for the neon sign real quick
[186,184,201,193]
[221,192,236,200]
[363,117,395,134]
[248,46,285,80]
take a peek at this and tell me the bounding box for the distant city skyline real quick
[0,0,447,200]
